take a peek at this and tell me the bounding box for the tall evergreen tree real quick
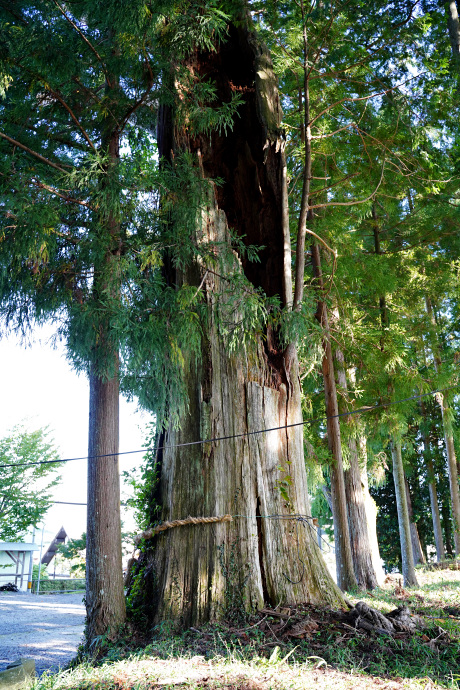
[0,0,183,641]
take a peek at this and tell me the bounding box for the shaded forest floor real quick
[33,566,460,690]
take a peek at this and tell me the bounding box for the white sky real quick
[0,324,151,548]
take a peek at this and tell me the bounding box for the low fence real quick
[31,578,85,594]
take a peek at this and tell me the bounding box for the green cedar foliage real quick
[250,0,459,562]
[0,0,240,428]
[0,425,62,541]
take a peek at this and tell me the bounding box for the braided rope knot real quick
[135,514,232,544]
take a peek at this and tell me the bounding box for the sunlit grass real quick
[30,567,460,690]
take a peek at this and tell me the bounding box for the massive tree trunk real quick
[311,246,357,592]
[391,439,418,586]
[426,462,445,562]
[334,340,378,589]
[132,20,344,628]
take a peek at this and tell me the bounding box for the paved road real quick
[0,592,85,675]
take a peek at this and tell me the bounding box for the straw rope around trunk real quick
[135,514,233,544]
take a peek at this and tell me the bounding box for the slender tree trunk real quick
[343,440,378,589]
[420,400,445,562]
[359,442,385,584]
[334,340,378,589]
[86,356,126,640]
[349,367,385,583]
[427,464,445,562]
[441,499,454,558]
[372,203,388,334]
[391,439,418,586]
[404,480,426,566]
[447,0,460,63]
[425,297,460,555]
[311,246,357,592]
[132,19,345,628]
[438,403,460,555]
[86,98,126,640]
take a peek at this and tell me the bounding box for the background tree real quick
[0,426,61,541]
[256,0,459,579]
[58,533,86,577]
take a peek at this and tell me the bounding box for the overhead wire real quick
[0,383,457,470]
[0,496,129,506]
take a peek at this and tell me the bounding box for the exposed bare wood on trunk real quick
[134,20,345,628]
[143,200,343,626]
[390,439,418,587]
[333,327,378,589]
[311,245,357,592]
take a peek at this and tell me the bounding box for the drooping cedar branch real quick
[0,131,70,172]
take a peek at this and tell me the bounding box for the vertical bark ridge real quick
[404,480,426,566]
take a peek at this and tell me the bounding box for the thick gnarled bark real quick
[139,200,343,627]
[132,20,344,628]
